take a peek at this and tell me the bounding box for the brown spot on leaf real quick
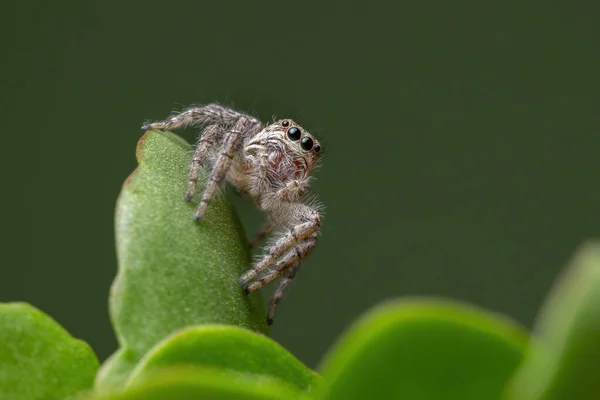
[135,131,150,163]
[123,132,151,189]
[122,167,140,188]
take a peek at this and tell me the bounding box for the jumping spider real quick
[142,104,323,325]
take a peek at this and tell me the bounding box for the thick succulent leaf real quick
[85,366,303,400]
[503,241,600,400]
[0,302,99,400]
[316,298,529,400]
[94,349,138,391]
[127,324,322,392]
[96,130,268,390]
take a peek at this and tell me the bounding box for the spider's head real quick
[271,119,321,171]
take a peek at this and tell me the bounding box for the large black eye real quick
[281,120,289,127]
[287,127,301,141]
[301,136,314,151]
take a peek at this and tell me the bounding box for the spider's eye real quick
[281,120,289,127]
[287,127,301,141]
[301,136,314,151]
[314,144,321,153]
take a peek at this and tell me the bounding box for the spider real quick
[141,103,323,325]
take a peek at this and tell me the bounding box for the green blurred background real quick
[1,1,598,368]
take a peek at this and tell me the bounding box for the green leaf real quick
[503,241,600,400]
[0,302,99,400]
[126,324,322,392]
[85,366,304,400]
[316,298,529,400]
[96,130,268,390]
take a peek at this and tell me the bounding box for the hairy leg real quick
[239,203,321,284]
[194,117,251,221]
[141,103,261,131]
[186,124,221,200]
[267,263,301,325]
[244,235,316,294]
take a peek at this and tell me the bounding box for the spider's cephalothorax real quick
[142,103,323,325]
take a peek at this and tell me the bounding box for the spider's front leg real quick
[240,202,321,289]
[244,234,317,294]
[245,233,317,324]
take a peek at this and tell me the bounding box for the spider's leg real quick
[194,117,250,221]
[244,234,316,294]
[267,262,302,325]
[240,203,321,284]
[249,222,272,249]
[186,124,221,200]
[141,103,261,131]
